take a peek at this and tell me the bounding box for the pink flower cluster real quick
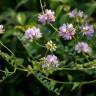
[25,27,42,40]
[24,8,94,55]
[59,24,76,40]
[42,55,59,69]
[38,9,55,24]
[69,9,87,19]
[81,24,94,37]
[75,42,91,53]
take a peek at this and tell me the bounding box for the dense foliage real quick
[0,0,96,96]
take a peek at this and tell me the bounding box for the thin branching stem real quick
[0,41,15,56]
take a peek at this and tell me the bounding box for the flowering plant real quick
[0,0,96,96]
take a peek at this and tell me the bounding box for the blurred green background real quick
[0,0,96,96]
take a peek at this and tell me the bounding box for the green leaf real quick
[56,5,63,19]
[16,13,26,25]
[72,83,80,91]
[67,74,73,81]
[85,2,96,16]
[16,58,24,65]
[15,0,29,11]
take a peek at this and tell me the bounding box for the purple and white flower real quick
[45,9,55,23]
[69,9,87,19]
[38,9,55,24]
[59,24,76,40]
[38,14,47,25]
[81,24,94,37]
[25,27,42,40]
[42,55,59,69]
[75,42,92,53]
[69,10,76,18]
[78,10,84,18]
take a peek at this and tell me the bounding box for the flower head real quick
[42,55,59,70]
[59,24,76,40]
[69,9,87,19]
[75,42,92,53]
[45,40,57,52]
[38,14,47,25]
[45,9,55,23]
[0,24,5,34]
[38,9,55,24]
[78,10,84,18]
[81,24,94,37]
[25,27,42,40]
[69,10,76,18]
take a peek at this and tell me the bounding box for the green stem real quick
[53,67,96,72]
[73,36,78,65]
[82,52,90,62]
[0,41,15,56]
[49,24,59,32]
[34,70,96,85]
[45,49,48,57]
[34,40,45,47]
[40,0,44,14]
